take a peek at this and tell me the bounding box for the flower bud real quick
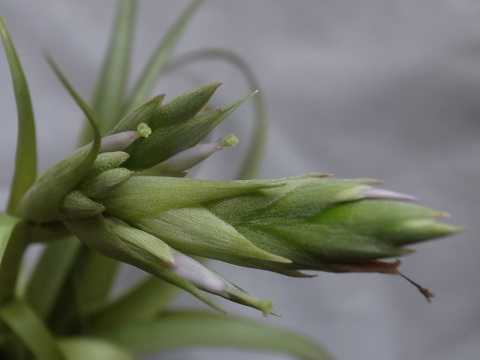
[170,250,273,315]
[145,134,238,176]
[80,168,133,200]
[87,152,130,178]
[124,92,255,170]
[206,176,460,273]
[62,191,105,219]
[99,131,140,153]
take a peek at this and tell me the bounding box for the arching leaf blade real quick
[0,300,65,360]
[97,310,332,360]
[80,0,137,143]
[125,0,203,110]
[59,337,133,360]
[0,18,37,214]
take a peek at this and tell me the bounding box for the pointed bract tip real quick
[221,90,259,113]
[209,81,223,89]
[363,188,417,202]
[153,94,166,102]
[402,219,462,238]
[434,211,451,219]
[261,252,293,264]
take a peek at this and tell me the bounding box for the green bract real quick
[0,1,460,360]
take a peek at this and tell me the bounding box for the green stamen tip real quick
[221,134,239,148]
[137,122,152,138]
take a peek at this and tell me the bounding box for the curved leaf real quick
[167,48,266,179]
[18,57,101,223]
[0,299,65,360]
[125,0,203,110]
[25,235,81,319]
[97,310,332,360]
[0,214,20,264]
[79,0,137,143]
[59,337,132,360]
[90,277,177,331]
[0,18,37,214]
[0,221,28,304]
[92,0,137,133]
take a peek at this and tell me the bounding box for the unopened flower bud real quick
[62,191,105,219]
[87,152,130,178]
[145,134,239,176]
[170,250,273,315]
[124,91,256,170]
[80,168,133,199]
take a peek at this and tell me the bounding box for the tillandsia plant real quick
[0,1,460,359]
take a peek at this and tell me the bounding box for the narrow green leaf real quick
[79,0,137,143]
[0,221,28,304]
[71,251,119,317]
[48,246,119,326]
[167,48,266,179]
[90,277,178,331]
[18,58,101,223]
[0,18,37,214]
[97,310,332,360]
[0,299,65,360]
[45,57,101,138]
[0,213,20,264]
[59,337,133,360]
[125,0,203,110]
[25,236,82,319]
[144,133,238,177]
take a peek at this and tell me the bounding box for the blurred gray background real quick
[1,1,479,359]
